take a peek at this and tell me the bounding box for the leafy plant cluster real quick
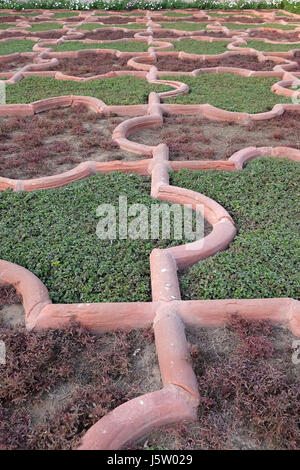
[0,318,155,449]
[162,73,291,113]
[171,157,300,300]
[5,75,171,105]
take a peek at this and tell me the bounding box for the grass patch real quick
[171,158,299,300]
[124,12,145,16]
[161,22,208,31]
[77,22,145,30]
[5,75,171,105]
[172,39,229,55]
[0,39,36,55]
[241,40,300,52]
[53,11,80,18]
[163,11,192,17]
[223,22,298,30]
[0,23,16,29]
[52,40,149,52]
[162,73,291,113]
[0,173,192,303]
[28,22,64,31]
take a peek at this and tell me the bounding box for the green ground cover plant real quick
[240,40,300,51]
[172,39,229,54]
[162,73,291,113]
[0,39,36,55]
[52,40,149,52]
[223,22,298,30]
[0,23,16,29]
[161,21,209,30]
[5,75,171,105]
[171,158,299,300]
[0,173,195,303]
[28,22,64,31]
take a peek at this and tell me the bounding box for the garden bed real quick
[0,105,136,179]
[0,55,33,73]
[0,304,160,450]
[248,30,300,42]
[129,112,300,161]
[163,74,291,112]
[152,54,278,72]
[82,29,137,40]
[51,51,133,77]
[131,316,300,450]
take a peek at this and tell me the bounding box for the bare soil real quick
[130,317,300,450]
[194,31,230,38]
[0,31,26,39]
[83,29,137,40]
[0,105,138,179]
[248,30,300,41]
[52,51,133,77]
[0,15,22,22]
[28,30,64,39]
[0,55,33,73]
[129,112,300,161]
[62,17,81,23]
[221,15,265,24]
[153,54,278,72]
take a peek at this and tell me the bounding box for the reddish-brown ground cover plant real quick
[130,316,300,450]
[0,104,137,179]
[129,112,300,160]
[82,29,137,40]
[0,286,21,308]
[0,15,23,22]
[193,30,230,38]
[52,51,133,77]
[0,56,34,73]
[96,16,137,25]
[0,31,28,39]
[28,30,65,39]
[248,30,300,41]
[153,30,189,38]
[152,54,278,72]
[0,309,160,450]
